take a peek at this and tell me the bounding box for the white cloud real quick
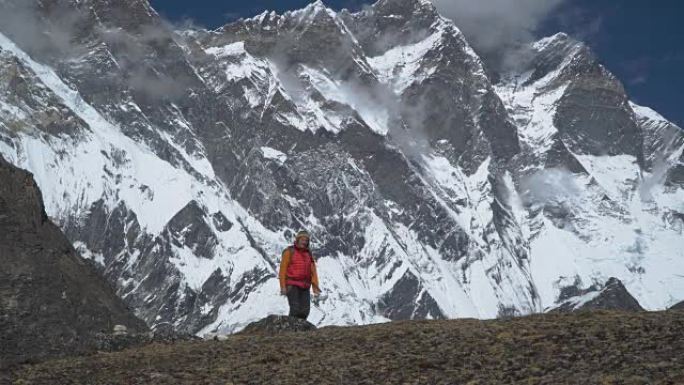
[430,0,567,65]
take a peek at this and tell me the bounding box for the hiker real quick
[279,230,321,320]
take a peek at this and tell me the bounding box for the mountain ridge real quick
[0,0,681,336]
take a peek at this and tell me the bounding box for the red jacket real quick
[279,246,320,290]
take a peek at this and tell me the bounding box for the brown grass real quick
[7,310,684,385]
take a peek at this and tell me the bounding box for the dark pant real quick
[286,285,310,320]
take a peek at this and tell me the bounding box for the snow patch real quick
[301,66,390,135]
[368,30,442,94]
[260,146,287,165]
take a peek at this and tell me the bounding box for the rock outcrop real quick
[0,155,148,368]
[239,315,317,335]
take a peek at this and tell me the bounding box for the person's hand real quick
[313,287,322,297]
[280,287,287,296]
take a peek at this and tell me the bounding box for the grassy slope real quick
[8,311,684,385]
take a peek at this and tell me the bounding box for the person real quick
[278,230,321,320]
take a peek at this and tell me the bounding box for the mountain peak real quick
[310,0,327,9]
[369,0,438,18]
[225,1,336,32]
[287,0,337,21]
[532,32,581,53]
[374,0,436,9]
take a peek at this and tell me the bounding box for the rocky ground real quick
[6,310,684,384]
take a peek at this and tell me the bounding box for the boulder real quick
[239,315,317,335]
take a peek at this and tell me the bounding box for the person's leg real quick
[286,285,300,317]
[300,287,311,320]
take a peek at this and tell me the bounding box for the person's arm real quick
[279,249,291,292]
[311,259,321,294]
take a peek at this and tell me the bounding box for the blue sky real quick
[151,0,684,126]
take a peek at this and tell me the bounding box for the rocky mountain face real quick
[0,155,147,368]
[0,0,682,336]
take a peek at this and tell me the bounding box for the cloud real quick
[639,126,682,201]
[431,0,565,50]
[96,22,195,101]
[224,12,243,23]
[430,0,567,70]
[519,168,583,206]
[545,3,605,49]
[339,0,374,12]
[621,57,653,87]
[127,68,192,101]
[629,75,648,86]
[0,1,195,102]
[0,1,90,59]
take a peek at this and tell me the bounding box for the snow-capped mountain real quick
[0,0,681,335]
